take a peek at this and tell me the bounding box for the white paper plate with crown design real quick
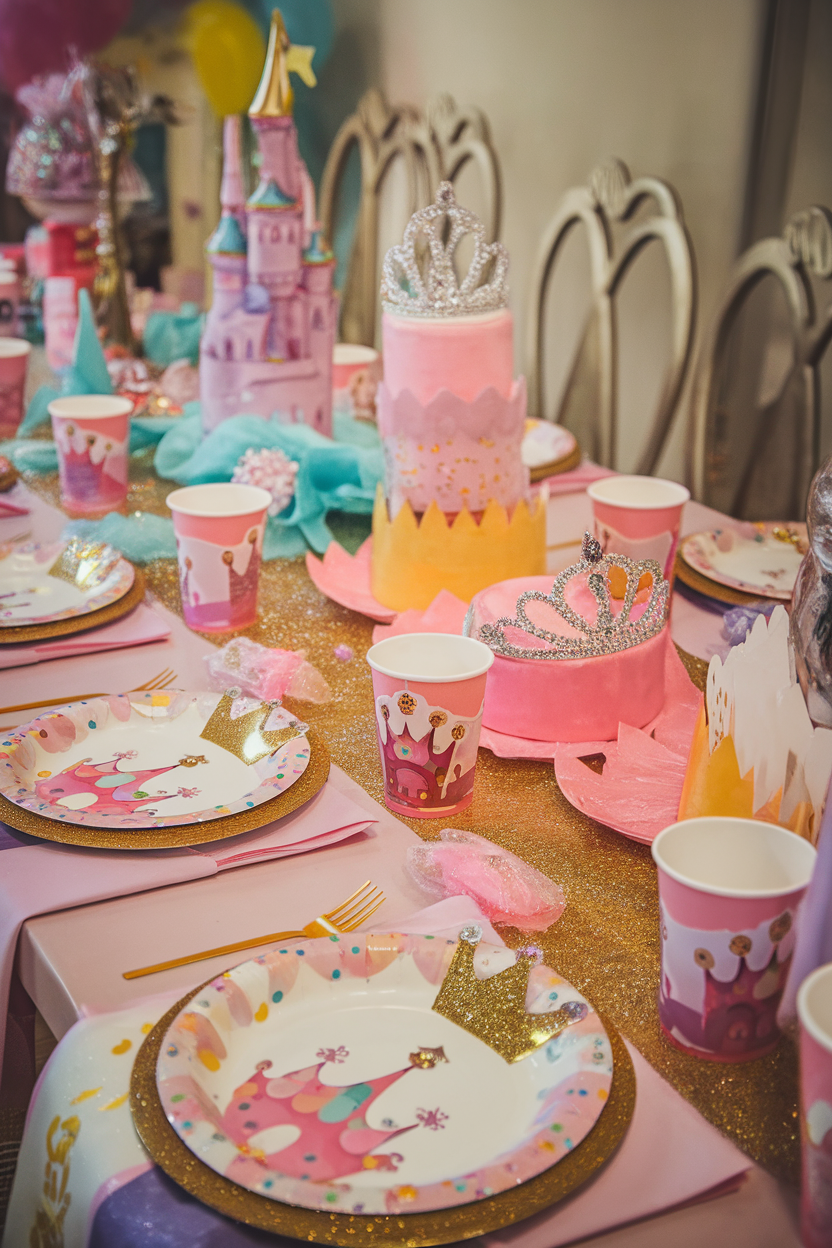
[0,689,313,832]
[154,930,615,1218]
[0,538,135,625]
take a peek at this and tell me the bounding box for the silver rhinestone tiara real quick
[475,533,670,661]
[381,181,509,317]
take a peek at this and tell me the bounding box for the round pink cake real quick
[381,308,514,403]
[470,575,670,743]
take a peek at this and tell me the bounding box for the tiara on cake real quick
[476,532,669,661]
[381,181,509,317]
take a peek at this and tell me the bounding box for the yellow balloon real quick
[184,0,266,117]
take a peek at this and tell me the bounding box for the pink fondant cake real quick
[470,574,670,743]
[381,308,514,403]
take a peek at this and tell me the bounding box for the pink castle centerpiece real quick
[200,10,337,436]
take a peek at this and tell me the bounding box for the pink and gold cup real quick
[167,483,271,633]
[587,475,690,582]
[652,817,816,1062]
[49,394,133,518]
[798,963,832,1248]
[366,632,494,819]
[0,338,31,438]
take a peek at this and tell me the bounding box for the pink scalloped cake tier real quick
[382,308,514,403]
[378,378,528,514]
[471,574,670,743]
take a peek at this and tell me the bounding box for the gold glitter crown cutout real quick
[432,926,589,1063]
[476,532,669,661]
[199,689,307,765]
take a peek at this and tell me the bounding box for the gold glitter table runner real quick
[25,460,801,1186]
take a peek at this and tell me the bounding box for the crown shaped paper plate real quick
[477,532,669,661]
[381,181,509,317]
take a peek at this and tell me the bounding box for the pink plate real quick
[680,523,808,600]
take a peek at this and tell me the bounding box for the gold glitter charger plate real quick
[130,951,635,1245]
[0,563,146,643]
[673,552,766,607]
[0,723,329,850]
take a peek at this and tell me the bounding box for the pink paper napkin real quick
[371,588,469,644]
[306,538,396,622]
[0,769,376,1073]
[0,602,171,669]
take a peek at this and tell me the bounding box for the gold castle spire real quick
[248,8,316,119]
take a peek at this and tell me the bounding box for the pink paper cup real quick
[0,339,31,438]
[167,483,271,633]
[652,817,816,1062]
[798,963,832,1248]
[587,475,690,582]
[0,271,20,337]
[49,394,133,518]
[333,343,380,418]
[366,632,494,819]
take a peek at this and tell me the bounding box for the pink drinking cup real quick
[652,817,816,1062]
[332,343,380,419]
[49,394,133,518]
[0,339,31,438]
[587,475,690,582]
[366,632,494,819]
[167,483,271,633]
[798,963,832,1248]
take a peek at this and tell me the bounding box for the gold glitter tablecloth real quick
[25,459,801,1187]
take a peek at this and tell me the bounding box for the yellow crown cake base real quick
[371,486,547,611]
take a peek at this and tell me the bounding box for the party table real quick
[0,469,805,1244]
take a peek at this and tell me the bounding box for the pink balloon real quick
[0,0,132,93]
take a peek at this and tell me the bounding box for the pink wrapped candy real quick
[405,829,565,933]
[205,637,331,703]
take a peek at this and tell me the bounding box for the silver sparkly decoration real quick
[381,181,509,317]
[478,531,669,661]
[459,924,483,945]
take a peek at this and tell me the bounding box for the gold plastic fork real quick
[123,880,385,980]
[0,667,179,719]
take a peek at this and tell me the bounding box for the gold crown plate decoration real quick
[432,924,590,1062]
[371,487,547,612]
[0,690,328,850]
[477,531,669,661]
[131,934,635,1245]
[381,181,509,317]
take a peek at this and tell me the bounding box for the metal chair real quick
[319,89,501,347]
[689,205,832,520]
[526,158,696,474]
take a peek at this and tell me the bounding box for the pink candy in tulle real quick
[405,829,565,933]
[205,637,331,703]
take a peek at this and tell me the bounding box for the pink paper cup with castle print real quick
[167,483,271,634]
[588,475,690,582]
[366,632,494,820]
[0,339,31,438]
[798,963,832,1247]
[49,394,133,518]
[652,817,815,1062]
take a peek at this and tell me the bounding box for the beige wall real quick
[334,0,767,479]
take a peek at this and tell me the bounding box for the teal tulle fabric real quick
[142,304,202,368]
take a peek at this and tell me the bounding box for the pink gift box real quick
[0,338,30,439]
[798,963,832,1248]
[167,482,271,633]
[367,632,493,819]
[653,817,816,1062]
[588,474,690,581]
[49,395,133,518]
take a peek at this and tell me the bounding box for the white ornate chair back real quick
[526,159,696,474]
[689,206,832,520]
[320,89,501,347]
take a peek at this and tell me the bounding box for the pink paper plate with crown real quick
[155,928,615,1217]
[0,688,313,833]
[0,538,134,626]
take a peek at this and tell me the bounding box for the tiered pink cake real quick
[469,534,671,743]
[371,183,545,611]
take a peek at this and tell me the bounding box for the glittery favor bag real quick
[405,829,566,932]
